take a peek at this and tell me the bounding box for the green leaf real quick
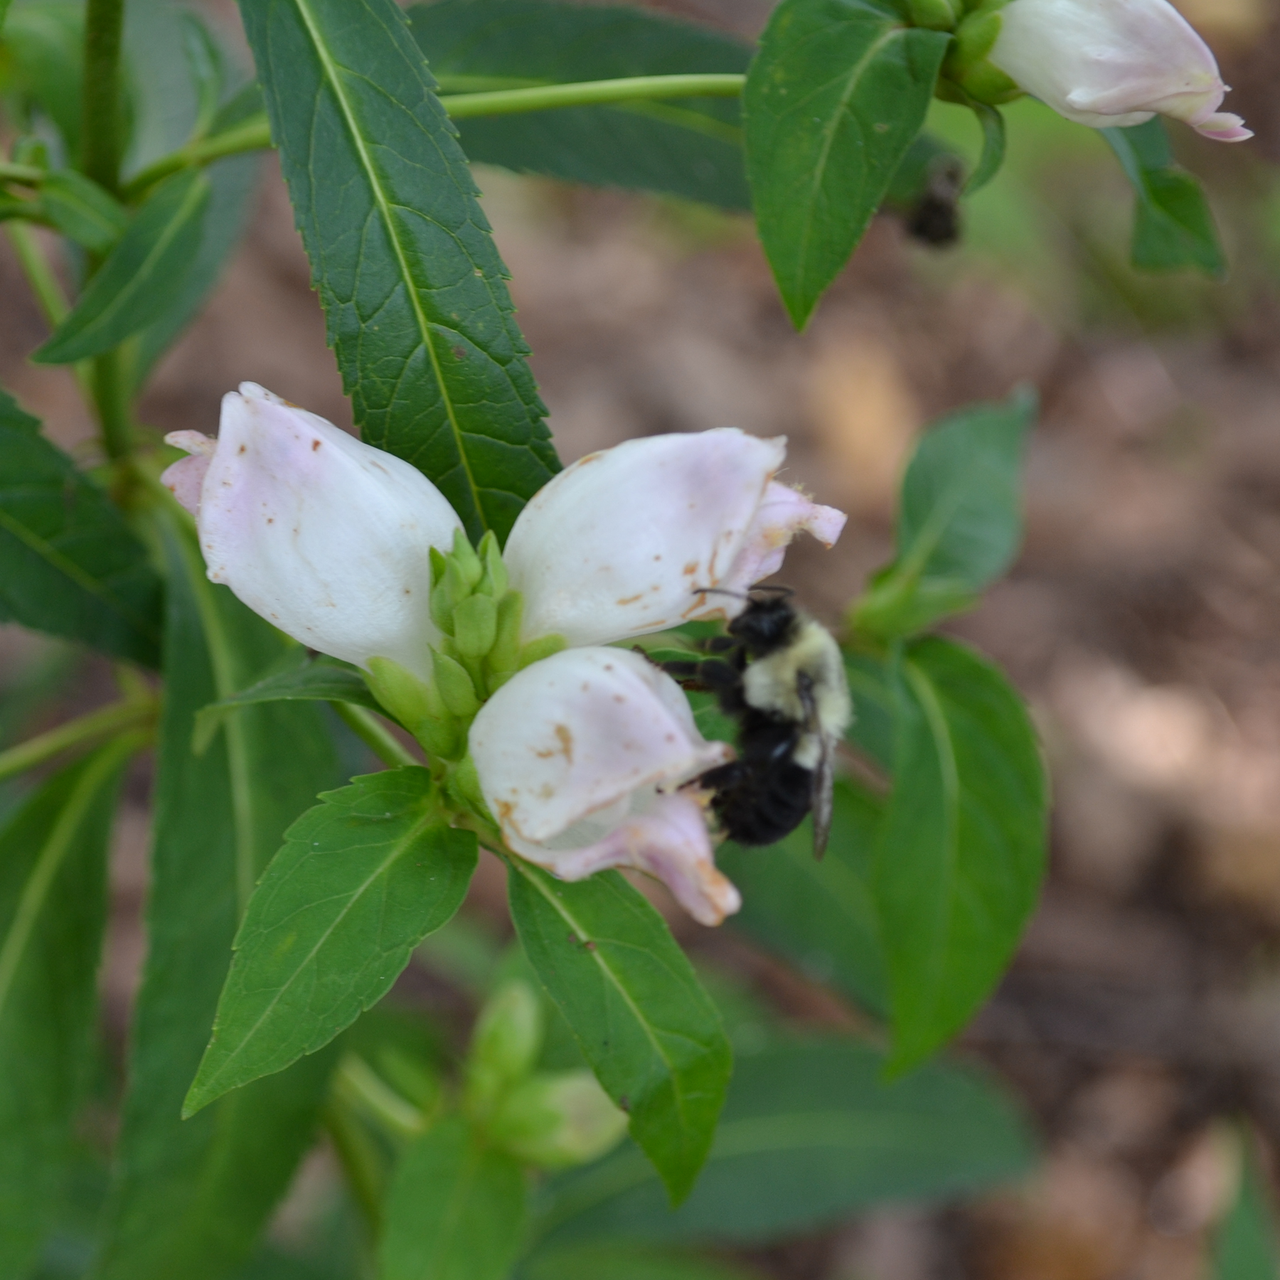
[407,0,752,211]
[186,768,476,1114]
[1214,1136,1280,1280]
[964,100,1005,194]
[532,1037,1034,1247]
[0,3,85,159]
[0,742,134,1278]
[507,860,731,1206]
[239,0,558,545]
[379,1116,527,1280]
[194,651,385,753]
[40,169,128,252]
[0,390,163,666]
[854,390,1036,639]
[92,518,342,1280]
[525,1243,760,1280]
[719,779,887,1017]
[34,170,212,365]
[874,637,1047,1073]
[1103,118,1226,277]
[744,0,949,327]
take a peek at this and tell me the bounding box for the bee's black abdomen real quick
[698,709,813,846]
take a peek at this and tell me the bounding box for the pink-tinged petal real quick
[717,481,847,597]
[190,382,462,679]
[520,792,741,928]
[470,647,729,845]
[990,0,1247,140]
[1192,113,1253,142]
[504,428,846,645]
[161,452,211,516]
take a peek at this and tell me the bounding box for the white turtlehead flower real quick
[989,0,1252,141]
[469,647,741,926]
[162,382,462,681]
[503,428,845,647]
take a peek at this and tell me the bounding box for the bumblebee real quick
[661,589,852,856]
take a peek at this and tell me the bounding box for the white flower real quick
[161,382,462,681]
[469,647,741,926]
[989,0,1252,141]
[503,428,845,647]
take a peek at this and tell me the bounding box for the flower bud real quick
[487,1071,628,1169]
[987,0,1251,141]
[466,980,543,1116]
[453,594,498,659]
[161,383,463,680]
[432,650,480,719]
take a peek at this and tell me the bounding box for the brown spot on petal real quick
[617,593,643,606]
[683,562,699,576]
[311,439,322,451]
[238,444,246,454]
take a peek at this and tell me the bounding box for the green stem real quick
[81,0,126,193]
[331,702,420,769]
[91,347,135,461]
[4,222,70,326]
[0,161,44,186]
[121,72,746,199]
[0,696,155,786]
[120,116,274,201]
[439,72,745,120]
[335,1054,424,1140]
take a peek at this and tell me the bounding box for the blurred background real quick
[6,0,1280,1276]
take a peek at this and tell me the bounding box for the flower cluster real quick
[164,383,845,926]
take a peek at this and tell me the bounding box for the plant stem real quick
[121,71,746,199]
[439,72,745,119]
[323,1100,385,1236]
[4,222,71,326]
[81,0,126,193]
[335,1054,424,1140]
[0,696,154,787]
[331,702,420,769]
[91,347,135,461]
[121,116,274,201]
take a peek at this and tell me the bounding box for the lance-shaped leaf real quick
[853,391,1036,640]
[193,651,385,754]
[744,0,949,327]
[874,637,1047,1074]
[0,390,162,666]
[380,1116,527,1280]
[40,169,128,252]
[238,0,558,544]
[1103,118,1226,278]
[719,779,887,1017]
[185,768,476,1114]
[34,170,211,364]
[507,860,731,1206]
[92,519,341,1280]
[0,742,134,1278]
[408,0,752,211]
[532,1038,1034,1247]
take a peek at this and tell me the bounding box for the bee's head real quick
[725,587,797,657]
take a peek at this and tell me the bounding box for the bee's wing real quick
[796,676,835,860]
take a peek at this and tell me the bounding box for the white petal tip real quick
[1194,113,1252,142]
[160,454,210,515]
[164,430,216,458]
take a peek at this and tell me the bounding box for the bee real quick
[660,588,852,856]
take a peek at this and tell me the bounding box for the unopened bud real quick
[454,594,498,659]
[909,0,961,30]
[517,634,568,671]
[487,1071,628,1169]
[451,527,484,590]
[478,531,509,599]
[466,980,543,1116]
[365,655,435,729]
[432,650,480,718]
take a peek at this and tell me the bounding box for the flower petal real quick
[717,480,847,595]
[504,429,843,646]
[177,382,462,680]
[470,646,730,845]
[990,0,1247,141]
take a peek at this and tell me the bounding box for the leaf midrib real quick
[188,794,438,1108]
[290,0,485,530]
[518,864,705,1145]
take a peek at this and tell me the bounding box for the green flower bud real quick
[432,649,480,718]
[486,593,524,678]
[453,593,498,659]
[466,980,543,1116]
[446,752,488,818]
[908,0,960,30]
[487,1071,628,1169]
[443,556,472,612]
[451,527,484,589]
[478,530,509,599]
[517,633,568,671]
[365,655,435,728]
